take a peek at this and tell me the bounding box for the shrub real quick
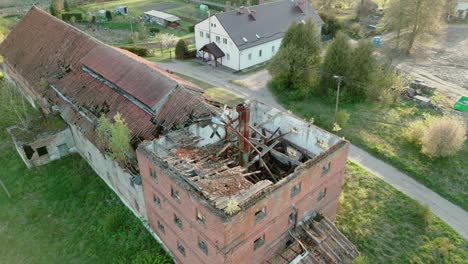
[421,116,466,158]
[62,13,83,21]
[119,46,151,57]
[105,10,112,21]
[175,39,188,59]
[188,25,195,33]
[405,119,427,146]
[319,12,343,38]
[349,23,362,38]
[149,27,160,34]
[336,110,350,128]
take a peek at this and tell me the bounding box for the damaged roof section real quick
[141,101,344,215]
[0,6,213,142]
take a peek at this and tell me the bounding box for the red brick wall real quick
[137,142,349,264]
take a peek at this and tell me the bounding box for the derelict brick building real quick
[1,7,358,264]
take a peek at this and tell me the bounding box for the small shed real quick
[114,6,128,15]
[144,10,180,28]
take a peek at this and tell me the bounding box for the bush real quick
[336,110,350,128]
[149,27,160,34]
[62,13,83,21]
[105,10,112,21]
[421,116,466,158]
[188,25,195,33]
[405,119,427,146]
[119,46,151,57]
[319,12,344,38]
[349,23,362,38]
[175,39,188,59]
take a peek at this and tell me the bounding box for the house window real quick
[272,45,276,53]
[199,31,204,38]
[291,183,301,197]
[248,53,252,60]
[150,168,158,181]
[171,187,180,200]
[198,239,208,255]
[322,162,331,176]
[255,207,266,222]
[196,209,206,224]
[226,53,230,60]
[206,33,210,39]
[37,146,48,157]
[253,235,265,250]
[177,242,186,257]
[153,194,161,207]
[157,220,165,234]
[318,188,327,201]
[223,38,227,44]
[216,36,221,43]
[259,49,262,57]
[174,214,183,228]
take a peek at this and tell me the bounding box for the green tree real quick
[319,32,352,95]
[49,4,57,16]
[97,113,131,163]
[51,0,64,14]
[268,19,320,95]
[105,10,112,21]
[64,0,70,12]
[385,0,412,50]
[348,39,376,98]
[175,39,188,59]
[319,12,344,38]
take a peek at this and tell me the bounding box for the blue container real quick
[372,36,381,47]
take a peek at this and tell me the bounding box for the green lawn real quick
[0,82,172,264]
[270,87,468,211]
[337,162,467,263]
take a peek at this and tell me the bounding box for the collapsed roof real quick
[0,7,214,142]
[140,101,346,216]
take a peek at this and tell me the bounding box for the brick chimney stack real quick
[296,0,307,14]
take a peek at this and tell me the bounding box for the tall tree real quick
[97,113,131,163]
[268,19,321,94]
[319,32,352,95]
[348,40,376,98]
[64,0,70,12]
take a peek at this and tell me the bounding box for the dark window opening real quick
[318,188,327,201]
[150,168,158,181]
[255,207,266,222]
[23,145,34,159]
[177,242,186,256]
[288,210,297,225]
[153,195,161,207]
[37,146,48,157]
[291,183,301,197]
[196,209,206,224]
[285,238,294,247]
[174,214,183,228]
[322,161,331,176]
[171,187,180,200]
[253,235,265,250]
[157,220,165,234]
[198,239,208,255]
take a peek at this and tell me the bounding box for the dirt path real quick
[154,59,468,239]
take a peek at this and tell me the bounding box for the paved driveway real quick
[154,59,468,239]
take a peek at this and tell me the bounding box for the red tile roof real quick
[0,7,213,142]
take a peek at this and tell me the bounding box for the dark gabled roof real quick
[0,7,214,141]
[200,42,225,58]
[214,0,323,50]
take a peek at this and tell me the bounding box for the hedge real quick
[119,46,152,57]
[62,13,83,22]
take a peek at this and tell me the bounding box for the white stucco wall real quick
[238,38,282,70]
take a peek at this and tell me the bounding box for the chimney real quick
[239,6,247,14]
[225,1,232,12]
[249,10,257,20]
[236,103,251,167]
[296,0,307,14]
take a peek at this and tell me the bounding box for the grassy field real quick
[270,87,468,211]
[0,82,172,264]
[337,162,467,263]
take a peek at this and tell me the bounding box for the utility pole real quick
[333,75,343,125]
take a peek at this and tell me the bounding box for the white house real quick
[194,0,323,71]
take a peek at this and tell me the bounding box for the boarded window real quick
[37,146,48,157]
[198,239,208,255]
[253,235,265,250]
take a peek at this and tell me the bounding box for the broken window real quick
[157,220,165,234]
[174,214,183,229]
[177,241,186,257]
[198,239,208,255]
[171,187,180,200]
[196,209,206,224]
[253,235,265,250]
[288,210,297,225]
[23,145,34,159]
[291,183,301,198]
[322,161,331,176]
[318,188,327,201]
[150,168,158,181]
[153,194,161,207]
[255,207,266,222]
[37,146,48,157]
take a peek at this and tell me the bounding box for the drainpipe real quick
[236,103,250,167]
